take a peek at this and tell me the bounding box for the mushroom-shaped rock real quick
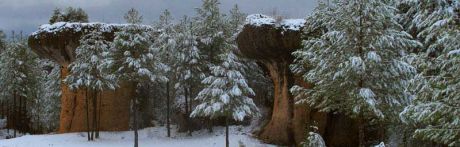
[29,22,152,133]
[237,14,358,146]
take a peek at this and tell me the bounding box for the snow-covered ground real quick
[0,125,274,147]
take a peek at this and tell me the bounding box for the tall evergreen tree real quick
[153,9,177,137]
[291,0,421,146]
[173,16,205,135]
[64,31,116,141]
[0,40,40,137]
[225,4,246,38]
[107,8,167,147]
[399,0,460,146]
[30,60,61,133]
[194,0,227,65]
[191,52,259,147]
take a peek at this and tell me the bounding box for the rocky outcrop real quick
[237,14,359,146]
[28,22,152,133]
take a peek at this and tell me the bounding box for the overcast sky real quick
[0,0,317,35]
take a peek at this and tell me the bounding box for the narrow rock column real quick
[259,60,295,144]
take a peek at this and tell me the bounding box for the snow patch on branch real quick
[448,49,460,56]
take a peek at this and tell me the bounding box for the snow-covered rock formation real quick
[28,23,152,133]
[237,14,359,146]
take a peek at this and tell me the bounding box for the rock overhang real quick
[236,14,306,61]
[28,22,153,66]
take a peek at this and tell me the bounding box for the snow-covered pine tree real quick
[398,0,458,55]
[290,0,421,146]
[65,31,116,92]
[191,52,259,147]
[225,4,246,38]
[0,39,40,137]
[30,60,61,133]
[225,4,246,56]
[194,0,227,65]
[291,0,335,83]
[64,30,116,141]
[152,9,177,137]
[173,16,206,135]
[399,1,460,146]
[107,8,167,147]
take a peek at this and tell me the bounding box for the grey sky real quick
[0,0,317,35]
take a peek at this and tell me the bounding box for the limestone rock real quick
[28,22,152,133]
[237,14,359,146]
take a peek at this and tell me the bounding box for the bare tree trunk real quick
[379,123,385,142]
[225,116,229,147]
[18,95,22,133]
[358,117,365,147]
[6,99,9,133]
[133,83,139,147]
[1,100,4,119]
[184,86,192,136]
[208,118,213,133]
[166,81,171,137]
[13,91,16,138]
[85,88,91,141]
[92,90,97,140]
[23,96,27,133]
[96,91,102,138]
[134,96,139,147]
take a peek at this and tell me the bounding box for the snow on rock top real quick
[31,22,152,36]
[280,19,306,31]
[245,14,306,31]
[245,14,276,26]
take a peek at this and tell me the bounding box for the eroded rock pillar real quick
[259,60,295,145]
[59,65,132,132]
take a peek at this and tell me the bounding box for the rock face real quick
[59,68,133,132]
[237,14,359,146]
[29,22,152,132]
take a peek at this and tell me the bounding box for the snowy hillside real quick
[0,126,274,147]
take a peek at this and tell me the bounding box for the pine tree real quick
[226,4,246,38]
[124,8,143,24]
[399,1,460,146]
[30,60,61,133]
[173,16,206,135]
[195,0,227,65]
[0,30,6,52]
[291,0,421,146]
[63,7,89,23]
[107,8,167,147]
[48,7,88,24]
[191,52,259,147]
[153,9,177,137]
[64,31,116,141]
[0,39,40,137]
[49,8,63,24]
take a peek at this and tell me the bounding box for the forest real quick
[0,0,459,147]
